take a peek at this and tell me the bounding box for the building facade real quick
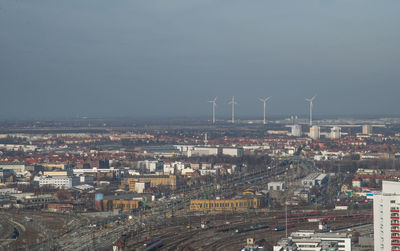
[122,175,178,190]
[36,176,80,189]
[190,197,266,211]
[274,230,351,251]
[96,194,143,212]
[291,125,302,137]
[374,180,400,251]
[330,126,341,139]
[362,125,373,135]
[309,126,320,140]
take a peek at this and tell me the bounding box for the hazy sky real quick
[1,0,400,119]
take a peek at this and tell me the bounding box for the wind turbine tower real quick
[208,97,217,124]
[228,96,238,123]
[305,95,317,126]
[258,97,271,125]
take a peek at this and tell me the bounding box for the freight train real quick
[275,211,321,219]
[235,224,269,233]
[143,237,163,251]
[273,224,295,231]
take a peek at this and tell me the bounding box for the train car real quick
[235,224,268,233]
[273,224,295,231]
[217,227,236,232]
[290,217,307,223]
[143,237,163,251]
[113,234,128,250]
[275,211,321,219]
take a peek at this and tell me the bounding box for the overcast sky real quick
[1,0,400,119]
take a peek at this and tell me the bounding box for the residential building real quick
[373,180,400,251]
[0,163,26,173]
[291,125,302,137]
[309,126,320,140]
[362,125,373,135]
[330,126,341,139]
[0,168,14,183]
[35,176,80,189]
[137,160,164,173]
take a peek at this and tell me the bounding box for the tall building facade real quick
[330,126,341,139]
[374,181,400,251]
[291,124,302,137]
[309,126,320,140]
[362,125,373,135]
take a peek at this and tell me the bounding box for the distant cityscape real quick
[0,116,398,250]
[2,0,400,250]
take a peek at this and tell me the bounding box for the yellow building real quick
[190,197,266,211]
[43,171,72,176]
[109,199,141,211]
[98,194,143,212]
[122,175,178,190]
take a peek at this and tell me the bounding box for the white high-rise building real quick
[309,126,320,140]
[291,125,302,137]
[330,126,341,139]
[374,180,400,251]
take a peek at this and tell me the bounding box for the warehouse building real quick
[122,175,179,190]
[190,197,267,211]
[95,194,143,212]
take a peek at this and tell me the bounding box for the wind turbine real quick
[228,96,238,123]
[208,97,217,124]
[258,97,271,125]
[305,95,317,126]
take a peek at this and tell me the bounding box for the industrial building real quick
[267,181,286,191]
[187,147,221,157]
[222,147,244,157]
[122,175,179,190]
[189,197,267,211]
[273,230,352,251]
[95,194,143,212]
